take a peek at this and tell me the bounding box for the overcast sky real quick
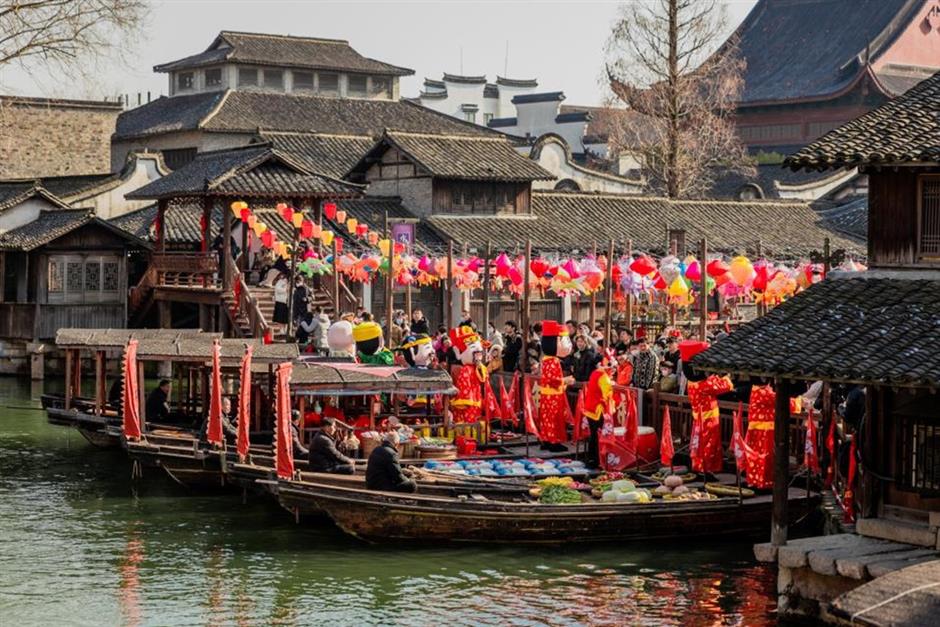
[1,0,758,105]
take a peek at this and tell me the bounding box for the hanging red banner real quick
[275,362,294,480]
[522,377,539,440]
[825,410,837,488]
[122,339,141,441]
[236,344,253,460]
[660,405,675,466]
[804,408,820,474]
[844,438,857,523]
[207,339,223,446]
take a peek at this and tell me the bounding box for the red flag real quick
[483,376,500,424]
[236,344,253,460]
[804,408,820,474]
[122,340,141,440]
[844,437,857,523]
[825,410,837,488]
[498,376,512,424]
[623,389,638,458]
[572,388,586,442]
[732,401,745,466]
[274,362,294,480]
[502,372,519,427]
[523,377,540,439]
[207,339,223,446]
[660,405,674,466]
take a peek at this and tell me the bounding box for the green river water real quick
[0,376,781,626]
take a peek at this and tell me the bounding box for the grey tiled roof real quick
[785,68,940,169]
[0,210,148,251]
[114,91,501,141]
[155,30,413,76]
[512,91,564,104]
[693,276,940,387]
[258,132,375,179]
[816,197,868,240]
[110,203,222,246]
[126,145,362,200]
[0,182,70,212]
[290,360,456,394]
[351,131,553,182]
[425,191,864,258]
[735,0,917,105]
[705,164,852,200]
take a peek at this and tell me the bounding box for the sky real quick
[0,0,758,106]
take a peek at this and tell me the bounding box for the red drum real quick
[611,425,660,466]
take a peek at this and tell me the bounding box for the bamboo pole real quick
[699,238,708,341]
[522,239,531,373]
[603,239,614,348]
[483,240,491,337]
[332,237,339,316]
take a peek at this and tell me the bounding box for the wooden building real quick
[695,67,940,620]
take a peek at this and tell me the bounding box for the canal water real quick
[0,377,780,626]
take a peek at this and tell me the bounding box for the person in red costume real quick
[745,384,775,489]
[680,340,733,475]
[582,360,614,467]
[448,325,485,423]
[538,321,573,451]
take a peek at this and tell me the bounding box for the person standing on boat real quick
[538,321,573,452]
[680,341,733,476]
[145,379,171,423]
[308,417,355,475]
[365,431,416,493]
[583,361,614,468]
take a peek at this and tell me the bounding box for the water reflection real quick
[0,377,776,626]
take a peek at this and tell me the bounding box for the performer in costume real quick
[449,325,485,423]
[745,383,775,489]
[327,321,356,360]
[353,321,394,365]
[583,360,614,468]
[538,320,573,451]
[680,340,733,475]
[397,334,435,408]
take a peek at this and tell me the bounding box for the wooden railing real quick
[128,264,157,317]
[151,252,220,289]
[233,273,270,339]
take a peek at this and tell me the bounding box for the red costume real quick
[449,326,485,423]
[583,368,613,421]
[538,355,567,443]
[681,340,732,474]
[745,385,775,489]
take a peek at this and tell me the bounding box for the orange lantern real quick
[335,210,347,223]
[311,223,322,238]
[292,212,304,229]
[346,217,358,233]
[247,215,257,230]
[230,200,247,218]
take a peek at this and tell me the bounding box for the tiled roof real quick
[555,111,589,124]
[126,145,362,200]
[785,69,940,169]
[154,30,413,76]
[442,73,487,84]
[256,132,374,179]
[816,196,868,240]
[425,191,864,258]
[693,276,940,387]
[349,131,553,182]
[114,90,501,141]
[734,0,918,105]
[0,182,70,212]
[111,202,222,246]
[496,76,538,88]
[335,196,444,250]
[705,164,854,200]
[0,210,147,251]
[487,117,517,128]
[512,91,564,105]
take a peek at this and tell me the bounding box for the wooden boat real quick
[43,393,122,448]
[281,480,819,545]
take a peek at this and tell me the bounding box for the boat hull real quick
[45,405,121,448]
[283,481,819,545]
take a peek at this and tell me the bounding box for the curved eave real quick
[737,65,891,110]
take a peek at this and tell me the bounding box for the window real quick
[920,176,940,257]
[238,67,258,87]
[162,147,198,171]
[264,69,284,90]
[294,71,314,91]
[370,76,391,99]
[348,75,367,97]
[463,110,476,123]
[47,256,121,304]
[177,72,194,91]
[483,113,494,125]
[897,411,940,495]
[737,123,802,142]
[318,73,339,95]
[205,68,222,88]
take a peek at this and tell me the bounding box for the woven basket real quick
[417,445,458,460]
[361,437,381,459]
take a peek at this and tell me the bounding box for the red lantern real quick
[356,224,368,237]
[335,238,343,253]
[301,219,314,239]
[753,266,769,292]
[652,272,667,290]
[630,255,657,276]
[530,258,549,278]
[323,201,337,220]
[706,259,730,278]
[240,207,250,223]
[280,204,293,222]
[261,230,275,248]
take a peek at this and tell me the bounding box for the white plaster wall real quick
[71,155,167,219]
[0,197,60,233]
[528,142,643,195]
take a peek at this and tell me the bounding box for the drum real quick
[636,425,660,464]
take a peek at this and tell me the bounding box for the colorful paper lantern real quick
[321,230,335,246]
[280,205,293,223]
[335,239,343,253]
[685,260,701,282]
[706,259,729,278]
[292,212,304,229]
[252,222,267,237]
[301,219,314,239]
[729,256,755,286]
[247,215,257,229]
[378,239,390,257]
[629,255,657,276]
[336,210,347,223]
[260,230,275,249]
[311,223,322,238]
[356,224,368,237]
[323,202,337,220]
[346,217,358,233]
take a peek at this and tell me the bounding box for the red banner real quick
[122,340,141,440]
[483,376,500,424]
[207,339,223,446]
[523,377,539,440]
[572,388,586,442]
[844,437,857,523]
[503,372,519,427]
[623,388,638,457]
[731,401,745,466]
[275,362,294,480]
[660,405,674,466]
[825,410,837,488]
[804,408,820,474]
[236,344,253,460]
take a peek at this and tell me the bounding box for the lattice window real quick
[103,262,119,292]
[48,259,63,293]
[920,177,940,256]
[84,262,100,292]
[897,413,940,495]
[66,262,83,293]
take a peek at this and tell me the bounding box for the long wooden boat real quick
[43,393,123,448]
[281,480,819,545]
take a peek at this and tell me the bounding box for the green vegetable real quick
[539,484,583,505]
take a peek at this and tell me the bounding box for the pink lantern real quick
[685,260,701,282]
[494,253,512,278]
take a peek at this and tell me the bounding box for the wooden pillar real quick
[772,377,792,547]
[521,239,531,373]
[222,197,232,293]
[603,239,614,348]
[482,240,491,337]
[446,240,454,330]
[72,350,82,400]
[95,351,105,415]
[332,237,340,315]
[699,238,708,341]
[64,348,73,411]
[156,199,167,252]
[823,237,831,276]
[625,239,633,332]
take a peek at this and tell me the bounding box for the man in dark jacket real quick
[291,410,309,457]
[365,432,416,493]
[502,321,523,372]
[308,417,355,474]
[145,379,171,422]
[410,309,430,336]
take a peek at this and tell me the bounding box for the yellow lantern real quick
[378,239,391,257]
[335,210,347,223]
[667,277,689,298]
[729,256,755,286]
[292,212,304,228]
[230,200,247,217]
[346,217,358,233]
[321,230,335,246]
[253,222,267,237]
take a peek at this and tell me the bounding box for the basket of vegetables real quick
[538,484,584,505]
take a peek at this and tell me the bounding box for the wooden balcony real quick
[152,252,220,289]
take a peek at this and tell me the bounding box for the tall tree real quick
[603,0,751,199]
[0,0,147,75]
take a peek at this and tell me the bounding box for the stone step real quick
[857,517,938,548]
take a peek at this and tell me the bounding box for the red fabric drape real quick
[502,372,519,427]
[804,409,820,474]
[660,405,674,466]
[523,377,539,439]
[207,339,223,446]
[122,340,141,440]
[274,362,294,479]
[844,438,857,523]
[825,411,837,488]
[483,377,500,424]
[572,388,586,442]
[623,388,638,457]
[236,344,253,460]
